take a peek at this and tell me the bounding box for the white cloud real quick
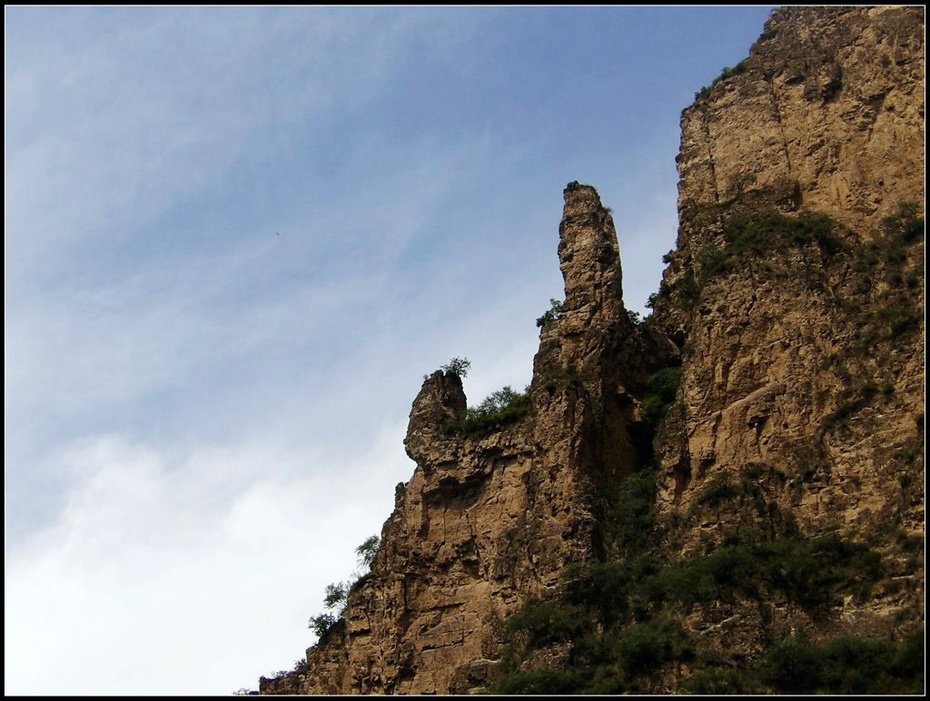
[5,6,778,694]
[5,428,411,695]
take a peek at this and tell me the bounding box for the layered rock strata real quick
[651,3,924,662]
[260,183,673,694]
[259,6,924,694]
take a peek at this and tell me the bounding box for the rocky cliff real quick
[260,181,677,695]
[259,6,923,694]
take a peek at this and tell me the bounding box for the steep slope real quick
[634,5,925,685]
[653,0,923,596]
[259,6,924,694]
[260,183,676,694]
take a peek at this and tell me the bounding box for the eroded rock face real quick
[656,5,924,341]
[260,182,671,695]
[260,7,924,694]
[652,4,924,659]
[681,6,923,226]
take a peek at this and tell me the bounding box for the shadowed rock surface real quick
[260,6,923,694]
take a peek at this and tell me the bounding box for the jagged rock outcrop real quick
[650,3,924,668]
[260,6,923,694]
[656,5,924,339]
[260,183,675,695]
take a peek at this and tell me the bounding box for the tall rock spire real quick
[558,181,624,320]
[260,181,666,695]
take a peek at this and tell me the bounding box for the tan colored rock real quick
[260,7,924,694]
[260,182,672,694]
[652,3,924,659]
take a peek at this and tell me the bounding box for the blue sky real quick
[5,6,774,694]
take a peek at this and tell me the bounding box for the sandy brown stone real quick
[260,7,924,694]
[651,3,924,663]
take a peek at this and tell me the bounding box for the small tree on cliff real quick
[308,612,337,639]
[308,535,381,641]
[441,357,471,377]
[355,535,380,569]
[536,298,563,328]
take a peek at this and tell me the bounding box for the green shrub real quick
[645,271,698,311]
[542,363,586,393]
[676,270,700,309]
[440,356,470,377]
[882,201,924,242]
[536,298,563,328]
[355,535,380,569]
[448,385,531,434]
[505,600,586,646]
[684,666,755,693]
[697,243,734,279]
[648,367,682,406]
[578,662,629,694]
[618,619,693,677]
[889,628,925,688]
[695,473,739,507]
[725,171,757,201]
[719,60,748,80]
[764,636,823,692]
[563,560,633,628]
[695,211,843,286]
[641,367,682,428]
[495,667,586,694]
[764,631,924,694]
[724,211,840,257]
[694,60,750,101]
[308,612,337,639]
[308,535,381,642]
[323,582,348,610]
[604,467,659,558]
[641,534,883,613]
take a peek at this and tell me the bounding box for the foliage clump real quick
[694,59,749,100]
[307,534,381,641]
[640,367,682,429]
[490,456,900,694]
[355,535,380,569]
[536,298,563,328]
[447,385,531,434]
[440,357,471,377]
[763,630,924,694]
[646,271,698,312]
[603,464,659,559]
[698,211,842,283]
[882,201,924,243]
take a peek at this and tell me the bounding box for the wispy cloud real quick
[5,6,775,694]
[6,427,412,694]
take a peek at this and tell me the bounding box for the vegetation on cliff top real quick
[446,384,531,435]
[489,353,922,694]
[437,356,533,435]
[490,458,921,694]
[536,297,563,328]
[307,535,380,641]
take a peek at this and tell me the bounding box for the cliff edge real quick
[259,6,924,694]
